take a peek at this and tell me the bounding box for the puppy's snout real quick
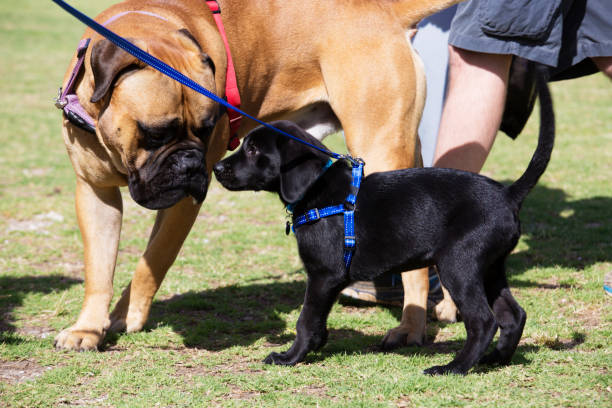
[213,161,231,179]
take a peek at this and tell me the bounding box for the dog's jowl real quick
[214,74,555,375]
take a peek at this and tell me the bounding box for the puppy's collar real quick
[285,159,334,213]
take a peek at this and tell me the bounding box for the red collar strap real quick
[206,0,241,150]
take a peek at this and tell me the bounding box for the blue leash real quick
[50,0,361,164]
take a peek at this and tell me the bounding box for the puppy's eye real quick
[246,144,258,156]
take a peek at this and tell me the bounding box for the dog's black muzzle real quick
[129,146,208,210]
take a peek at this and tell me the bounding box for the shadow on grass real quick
[507,184,612,276]
[0,275,82,339]
[146,278,307,350]
[133,275,588,373]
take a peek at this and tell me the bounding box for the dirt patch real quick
[225,384,262,400]
[175,357,265,384]
[573,305,601,329]
[0,359,51,383]
[16,325,54,339]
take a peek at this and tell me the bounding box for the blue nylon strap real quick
[50,0,356,162]
[293,162,364,272]
[294,205,344,227]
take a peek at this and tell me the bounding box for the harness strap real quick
[293,162,364,272]
[206,0,242,150]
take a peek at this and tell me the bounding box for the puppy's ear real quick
[274,121,331,203]
[90,38,144,103]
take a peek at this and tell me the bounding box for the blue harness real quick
[291,161,364,272]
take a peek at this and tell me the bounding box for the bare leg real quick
[592,56,612,79]
[433,47,512,172]
[430,47,511,322]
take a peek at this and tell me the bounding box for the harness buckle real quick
[54,88,67,109]
[305,208,320,222]
[207,0,221,13]
[344,236,356,251]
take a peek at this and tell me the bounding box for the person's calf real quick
[592,56,612,79]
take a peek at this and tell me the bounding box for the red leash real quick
[206,0,241,150]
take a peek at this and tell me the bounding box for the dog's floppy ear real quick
[273,121,331,203]
[90,38,144,103]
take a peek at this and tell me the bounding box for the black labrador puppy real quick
[213,75,554,375]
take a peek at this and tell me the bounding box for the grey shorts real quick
[449,0,612,71]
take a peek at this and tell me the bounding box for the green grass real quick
[1,1,611,406]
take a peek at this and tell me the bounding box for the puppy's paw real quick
[380,326,423,350]
[423,364,466,376]
[263,352,298,366]
[54,327,103,351]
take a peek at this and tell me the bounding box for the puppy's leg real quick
[322,34,431,348]
[424,257,498,375]
[109,197,201,333]
[55,180,122,351]
[480,261,526,366]
[381,268,428,349]
[264,274,347,366]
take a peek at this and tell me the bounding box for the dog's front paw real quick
[423,363,466,376]
[263,351,299,366]
[54,327,104,351]
[380,326,423,350]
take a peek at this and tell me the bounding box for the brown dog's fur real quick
[54,0,461,351]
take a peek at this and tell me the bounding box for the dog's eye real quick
[138,120,182,149]
[245,144,258,156]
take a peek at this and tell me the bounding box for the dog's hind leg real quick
[264,273,348,366]
[424,257,498,375]
[480,261,526,366]
[321,22,431,349]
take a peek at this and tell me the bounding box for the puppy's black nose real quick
[212,161,225,176]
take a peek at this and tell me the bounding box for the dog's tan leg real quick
[434,286,458,323]
[381,268,429,348]
[108,196,201,333]
[55,179,122,351]
[321,32,431,348]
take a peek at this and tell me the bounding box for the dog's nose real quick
[213,161,226,176]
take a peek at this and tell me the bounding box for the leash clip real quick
[54,88,67,109]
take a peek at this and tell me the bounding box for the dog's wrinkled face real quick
[90,30,222,209]
[214,121,331,204]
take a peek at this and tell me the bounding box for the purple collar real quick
[55,11,169,133]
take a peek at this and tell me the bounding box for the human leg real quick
[433,48,511,172]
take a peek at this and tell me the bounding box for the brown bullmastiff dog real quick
[54,0,460,351]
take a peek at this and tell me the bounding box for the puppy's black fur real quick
[213,73,554,375]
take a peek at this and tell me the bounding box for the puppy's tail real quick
[387,0,464,28]
[506,67,555,208]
